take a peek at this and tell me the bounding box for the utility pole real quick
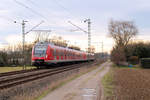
[22,20,28,70]
[14,20,44,70]
[84,19,91,53]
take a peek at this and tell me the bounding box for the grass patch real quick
[0,66,36,73]
[101,68,114,100]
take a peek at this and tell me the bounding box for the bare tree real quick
[108,19,138,47]
[109,19,138,65]
[111,46,126,65]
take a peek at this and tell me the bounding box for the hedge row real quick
[140,58,150,68]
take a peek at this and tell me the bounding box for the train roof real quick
[35,42,94,55]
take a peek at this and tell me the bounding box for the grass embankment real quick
[102,63,150,100]
[0,66,36,73]
[101,68,114,100]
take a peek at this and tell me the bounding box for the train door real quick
[50,47,54,60]
[64,49,67,60]
[61,49,63,60]
[53,48,56,60]
[56,49,59,60]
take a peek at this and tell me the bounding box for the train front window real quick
[34,46,47,57]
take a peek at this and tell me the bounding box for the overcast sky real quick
[0,0,150,52]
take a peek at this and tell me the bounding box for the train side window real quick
[59,50,61,57]
[64,50,66,58]
[50,48,53,56]
[55,49,57,56]
[73,52,75,58]
[53,48,56,56]
[61,50,63,56]
[66,50,67,57]
[59,50,60,57]
[58,50,60,57]
[71,52,72,57]
[73,52,74,58]
[62,50,65,57]
[70,51,71,57]
[69,51,71,57]
[56,49,58,57]
[59,50,61,56]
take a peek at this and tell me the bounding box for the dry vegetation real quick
[113,68,150,100]
[0,66,36,73]
[104,65,150,100]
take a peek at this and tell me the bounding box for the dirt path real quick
[42,61,111,100]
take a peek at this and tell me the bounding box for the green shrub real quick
[140,58,150,68]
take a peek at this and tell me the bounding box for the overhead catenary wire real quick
[27,0,82,22]
[52,0,83,21]
[0,15,18,24]
[14,0,88,38]
[25,0,85,34]
[25,21,44,35]
[52,0,88,34]
[15,0,68,29]
[53,0,73,15]
[25,0,58,23]
[26,0,73,24]
[0,5,31,24]
[28,0,83,26]
[68,21,88,33]
[14,0,51,23]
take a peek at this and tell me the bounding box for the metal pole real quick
[22,20,28,70]
[83,19,91,53]
[22,20,25,70]
[14,20,43,70]
[87,19,91,53]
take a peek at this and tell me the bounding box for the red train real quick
[32,42,94,66]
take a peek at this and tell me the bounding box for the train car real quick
[32,42,94,66]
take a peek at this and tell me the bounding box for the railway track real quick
[0,62,95,90]
[0,68,37,78]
